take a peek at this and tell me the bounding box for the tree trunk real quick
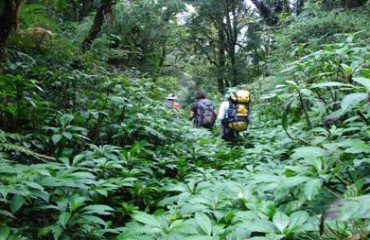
[341,0,367,8]
[230,49,238,86]
[217,28,226,93]
[0,0,16,74]
[79,0,94,21]
[224,0,239,86]
[81,0,112,52]
[295,0,304,15]
[283,0,291,13]
[251,0,279,26]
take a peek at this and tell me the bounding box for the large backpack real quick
[195,99,216,128]
[226,90,250,131]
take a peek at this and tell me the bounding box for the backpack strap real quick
[229,91,238,104]
[193,101,200,126]
[196,99,205,127]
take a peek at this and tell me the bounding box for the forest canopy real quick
[0,0,370,239]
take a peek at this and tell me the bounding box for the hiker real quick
[217,88,251,141]
[165,93,181,110]
[188,91,217,129]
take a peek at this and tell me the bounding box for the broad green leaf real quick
[340,63,352,73]
[60,114,74,126]
[26,181,44,191]
[195,212,212,236]
[326,108,345,120]
[243,219,276,233]
[132,211,161,228]
[300,89,312,96]
[353,77,370,90]
[51,224,63,240]
[38,225,53,238]
[285,199,306,214]
[52,134,63,144]
[0,186,12,198]
[291,146,328,160]
[282,100,294,131]
[79,215,107,227]
[179,203,207,215]
[288,211,309,232]
[283,176,310,188]
[69,171,95,179]
[285,80,297,86]
[304,179,322,200]
[310,82,349,88]
[0,210,16,219]
[83,205,114,215]
[339,139,370,154]
[0,225,10,240]
[282,65,297,73]
[169,219,185,232]
[72,154,86,166]
[30,189,49,202]
[70,196,86,211]
[58,212,71,228]
[62,132,73,140]
[273,211,289,233]
[260,93,277,100]
[10,195,25,214]
[341,93,367,112]
[252,174,280,183]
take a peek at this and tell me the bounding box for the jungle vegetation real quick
[0,0,369,239]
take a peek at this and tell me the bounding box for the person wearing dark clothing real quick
[188,91,217,129]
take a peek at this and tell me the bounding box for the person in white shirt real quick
[217,88,237,141]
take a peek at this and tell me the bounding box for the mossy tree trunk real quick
[217,28,227,93]
[250,0,277,26]
[341,0,367,8]
[295,0,304,15]
[81,0,112,53]
[0,0,17,73]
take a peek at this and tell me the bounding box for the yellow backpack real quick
[226,90,251,131]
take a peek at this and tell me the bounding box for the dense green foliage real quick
[0,1,369,239]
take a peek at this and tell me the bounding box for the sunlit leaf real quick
[273,211,289,233]
[195,212,212,236]
[10,195,26,213]
[58,212,71,228]
[82,205,114,216]
[352,77,370,90]
[52,134,63,144]
[304,179,322,200]
[310,82,350,88]
[288,211,309,232]
[132,211,161,228]
[341,93,367,112]
[339,139,370,154]
[0,225,10,239]
[62,132,73,140]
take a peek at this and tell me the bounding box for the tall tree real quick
[81,0,113,52]
[106,0,184,77]
[294,0,304,15]
[0,0,21,73]
[186,0,251,90]
[250,0,289,26]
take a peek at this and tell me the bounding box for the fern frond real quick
[0,130,21,143]
[0,143,55,161]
